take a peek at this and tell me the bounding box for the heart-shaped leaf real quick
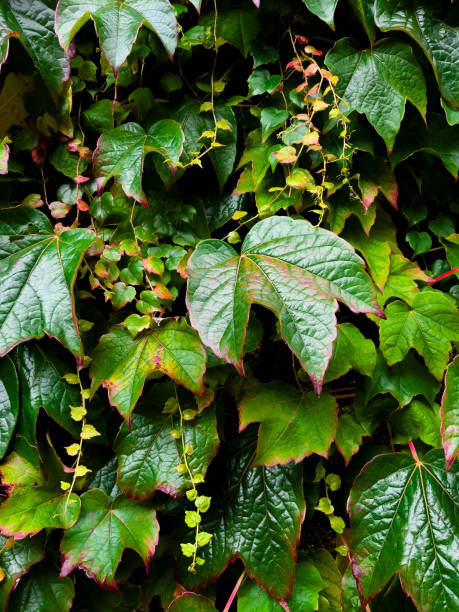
[349,448,458,611]
[0,0,69,93]
[60,489,159,587]
[325,38,426,150]
[441,356,459,470]
[90,318,207,421]
[177,430,305,602]
[239,381,337,465]
[93,120,184,205]
[55,0,177,74]
[0,207,94,359]
[186,216,381,392]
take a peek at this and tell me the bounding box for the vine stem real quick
[223,569,246,612]
[428,267,459,285]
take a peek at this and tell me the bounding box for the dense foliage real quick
[0,0,458,610]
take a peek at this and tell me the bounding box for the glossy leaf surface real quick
[349,449,459,610]
[90,318,206,421]
[8,563,74,612]
[116,403,218,499]
[187,216,380,392]
[239,381,337,465]
[0,207,94,359]
[0,357,18,460]
[380,289,459,379]
[60,489,159,587]
[0,0,69,93]
[178,431,305,601]
[93,120,184,205]
[374,0,459,107]
[302,0,338,28]
[326,38,426,150]
[441,356,459,470]
[0,534,45,610]
[56,0,177,73]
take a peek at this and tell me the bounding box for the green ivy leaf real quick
[380,253,429,306]
[168,593,216,611]
[8,562,74,612]
[0,357,18,461]
[12,343,80,465]
[349,449,459,610]
[90,318,206,421]
[364,351,440,408]
[238,557,325,611]
[214,6,260,57]
[441,356,459,470]
[260,108,289,142]
[0,0,69,94]
[247,70,282,96]
[357,155,398,211]
[178,431,305,602]
[302,0,339,28]
[60,490,159,587]
[374,0,459,108]
[335,414,366,465]
[55,0,177,74]
[441,98,459,127]
[305,549,342,611]
[0,534,45,610]
[0,207,94,359]
[389,399,441,448]
[380,289,459,379]
[0,485,80,538]
[325,38,426,150]
[391,113,459,178]
[348,0,376,43]
[325,323,376,382]
[115,402,218,499]
[187,217,381,393]
[93,120,184,205]
[239,381,337,465]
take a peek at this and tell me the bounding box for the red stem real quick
[408,441,419,462]
[428,267,459,285]
[223,569,246,612]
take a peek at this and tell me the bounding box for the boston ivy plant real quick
[0,0,457,610]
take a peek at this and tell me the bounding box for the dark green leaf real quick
[8,562,74,612]
[0,0,69,93]
[239,381,337,465]
[0,207,94,359]
[178,431,305,602]
[0,534,45,610]
[326,38,426,150]
[187,217,381,393]
[168,593,216,611]
[214,6,261,57]
[325,323,376,382]
[60,490,159,587]
[348,0,376,42]
[0,357,18,460]
[335,414,366,464]
[302,0,339,28]
[349,449,459,610]
[115,403,218,499]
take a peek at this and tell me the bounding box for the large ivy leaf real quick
[115,402,218,499]
[374,0,459,108]
[325,38,426,150]
[90,318,206,422]
[238,381,337,465]
[212,6,260,57]
[349,449,459,610]
[391,113,459,178]
[60,489,159,587]
[348,0,376,42]
[55,0,177,74]
[0,207,94,359]
[0,533,45,610]
[93,120,184,205]
[0,0,69,94]
[186,216,380,393]
[0,357,18,460]
[178,431,305,602]
[441,356,459,470]
[302,0,339,28]
[0,485,80,539]
[12,343,80,465]
[8,563,74,612]
[380,289,459,379]
[237,557,325,611]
